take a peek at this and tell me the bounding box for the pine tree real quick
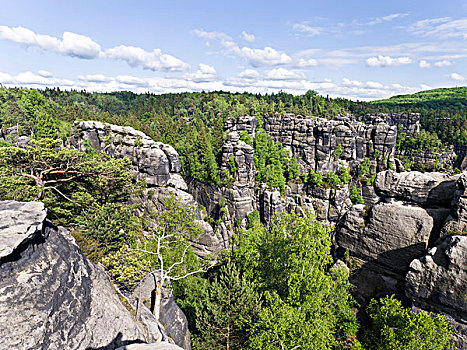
[194,261,261,350]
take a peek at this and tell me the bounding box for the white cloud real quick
[0,25,189,71]
[419,60,431,68]
[184,63,217,82]
[240,31,255,42]
[193,29,292,67]
[367,13,408,25]
[37,70,52,77]
[342,78,363,87]
[292,22,323,36]
[241,46,292,67]
[366,81,384,88]
[295,58,318,67]
[0,26,101,59]
[78,74,110,83]
[103,45,189,72]
[409,17,467,39]
[238,69,259,79]
[366,55,412,67]
[264,68,305,81]
[0,71,74,87]
[192,29,232,41]
[433,60,452,67]
[451,72,465,81]
[0,70,424,101]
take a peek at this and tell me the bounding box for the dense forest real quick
[0,86,463,349]
[1,86,466,184]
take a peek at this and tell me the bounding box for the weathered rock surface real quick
[375,170,457,205]
[442,172,467,235]
[0,201,47,258]
[406,235,467,347]
[336,201,434,276]
[257,114,397,175]
[71,121,181,186]
[359,113,421,135]
[0,200,147,350]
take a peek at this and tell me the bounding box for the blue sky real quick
[0,0,466,100]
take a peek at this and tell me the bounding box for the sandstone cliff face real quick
[260,114,397,175]
[0,200,146,350]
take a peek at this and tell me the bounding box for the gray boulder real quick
[336,201,434,275]
[132,274,191,350]
[0,201,47,258]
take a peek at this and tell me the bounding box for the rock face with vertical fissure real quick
[0,200,147,350]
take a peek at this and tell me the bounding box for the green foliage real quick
[0,139,135,223]
[78,203,141,252]
[246,210,260,229]
[228,156,237,174]
[193,261,262,350]
[326,170,342,189]
[240,129,252,145]
[350,185,364,205]
[363,295,454,350]
[334,144,343,159]
[340,166,352,184]
[235,213,360,349]
[308,168,324,187]
[373,149,380,159]
[104,195,205,291]
[253,129,297,190]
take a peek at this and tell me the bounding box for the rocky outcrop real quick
[335,172,462,301]
[358,113,421,135]
[406,235,467,347]
[71,121,218,256]
[0,200,147,349]
[0,200,189,349]
[374,170,457,205]
[257,114,397,175]
[336,202,434,276]
[71,121,180,186]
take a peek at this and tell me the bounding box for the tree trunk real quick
[154,280,162,321]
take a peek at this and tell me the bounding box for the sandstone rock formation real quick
[336,202,434,271]
[259,114,397,175]
[0,200,146,349]
[71,121,220,257]
[71,121,180,186]
[406,235,467,347]
[374,170,457,205]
